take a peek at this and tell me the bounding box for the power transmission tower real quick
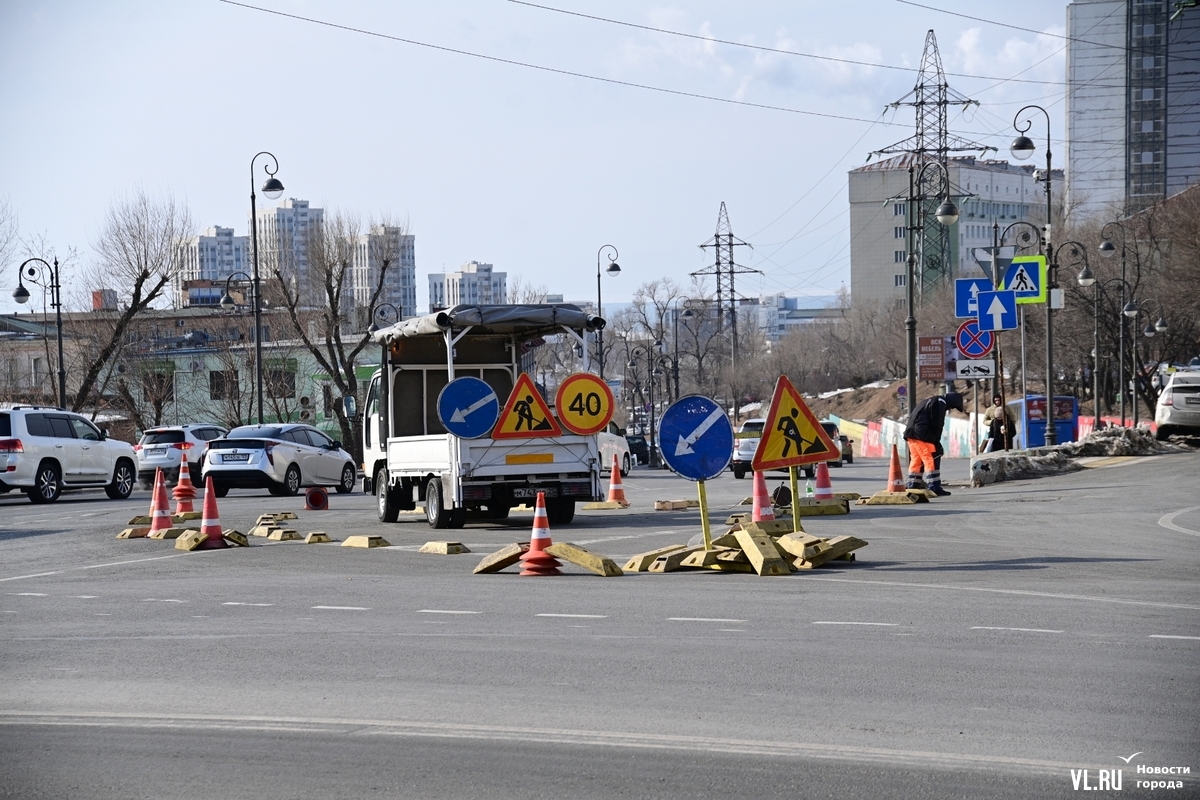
[693,202,758,364]
[871,30,992,296]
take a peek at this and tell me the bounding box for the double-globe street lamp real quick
[12,257,67,409]
[1122,298,1168,427]
[995,220,1043,404]
[1076,267,1133,430]
[596,245,621,379]
[669,296,698,400]
[219,271,265,424]
[1010,104,1060,444]
[903,160,960,406]
[1098,222,1134,425]
[367,303,401,440]
[248,152,285,424]
[628,343,666,468]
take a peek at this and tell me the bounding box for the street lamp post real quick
[248,151,285,424]
[596,245,620,379]
[1077,266,1133,430]
[367,303,400,441]
[996,221,1044,405]
[904,161,960,406]
[219,271,260,424]
[1122,299,1168,427]
[670,297,696,400]
[1010,105,1058,444]
[628,344,666,468]
[1098,222,1132,425]
[12,257,66,409]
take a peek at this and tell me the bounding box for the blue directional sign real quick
[976,290,1019,332]
[956,319,995,359]
[955,278,994,319]
[437,376,500,439]
[658,395,734,482]
[1002,255,1047,304]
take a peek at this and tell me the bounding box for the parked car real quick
[0,405,137,504]
[134,423,228,488]
[201,423,357,497]
[597,421,632,476]
[730,418,765,479]
[625,433,649,466]
[1155,369,1200,439]
[820,420,854,466]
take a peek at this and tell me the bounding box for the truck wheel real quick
[425,479,453,529]
[547,498,575,525]
[447,508,466,529]
[377,467,400,523]
[485,504,510,520]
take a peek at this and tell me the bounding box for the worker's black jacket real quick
[903,397,949,443]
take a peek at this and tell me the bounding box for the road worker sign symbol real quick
[751,375,839,472]
[491,373,564,439]
[554,373,615,435]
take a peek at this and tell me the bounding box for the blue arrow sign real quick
[437,376,500,439]
[955,278,994,319]
[658,395,734,481]
[1002,255,1046,304]
[976,290,1019,332]
[956,319,995,359]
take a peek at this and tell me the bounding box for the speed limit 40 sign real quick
[554,373,615,435]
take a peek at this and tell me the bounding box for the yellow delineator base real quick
[173,511,203,522]
[341,535,391,548]
[224,530,249,547]
[648,546,707,572]
[419,541,471,554]
[731,528,792,576]
[654,500,690,511]
[545,542,624,577]
[792,498,850,516]
[174,530,213,551]
[857,490,929,505]
[148,527,197,540]
[271,511,299,520]
[623,545,687,572]
[678,547,755,573]
[117,526,152,539]
[831,492,862,502]
[473,542,530,574]
[267,528,302,541]
[304,532,332,544]
[582,500,629,510]
[773,532,826,560]
[127,515,152,526]
[806,535,868,567]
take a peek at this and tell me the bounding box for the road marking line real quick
[813,621,899,626]
[2,554,187,583]
[0,571,64,583]
[668,617,747,623]
[537,613,607,618]
[417,609,480,614]
[8,593,47,597]
[1149,634,1200,641]
[95,613,110,616]
[719,629,746,632]
[1157,505,1200,537]
[312,606,370,611]
[795,576,1200,611]
[141,598,186,603]
[222,602,274,607]
[972,626,1063,634]
[73,596,97,599]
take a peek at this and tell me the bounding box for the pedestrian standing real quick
[903,392,964,496]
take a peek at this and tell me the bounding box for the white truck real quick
[362,304,617,529]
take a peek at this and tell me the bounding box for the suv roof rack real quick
[9,405,65,411]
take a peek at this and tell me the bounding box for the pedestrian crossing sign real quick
[491,373,563,439]
[1001,255,1047,304]
[751,375,839,472]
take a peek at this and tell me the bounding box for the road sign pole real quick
[788,466,801,533]
[697,480,713,550]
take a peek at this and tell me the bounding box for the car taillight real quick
[264,443,275,465]
[0,438,24,454]
[1162,396,1174,407]
[133,444,142,452]
[172,442,193,450]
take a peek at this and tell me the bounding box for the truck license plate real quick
[513,487,557,498]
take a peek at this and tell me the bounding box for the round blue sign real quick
[437,377,500,439]
[658,395,734,482]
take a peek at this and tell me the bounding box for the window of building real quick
[894,274,906,287]
[894,226,905,239]
[265,359,297,399]
[893,250,907,263]
[1142,120,1155,133]
[1142,56,1155,69]
[893,202,905,216]
[209,370,238,400]
[1141,151,1155,164]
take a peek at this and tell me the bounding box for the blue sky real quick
[1,1,1069,315]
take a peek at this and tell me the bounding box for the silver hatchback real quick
[1155,370,1200,439]
[201,423,358,497]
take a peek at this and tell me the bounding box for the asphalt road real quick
[2,453,1198,799]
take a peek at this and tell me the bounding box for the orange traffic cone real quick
[519,492,562,576]
[197,475,229,549]
[814,462,834,500]
[606,454,629,507]
[147,469,174,537]
[886,444,906,493]
[173,457,197,515]
[751,471,775,521]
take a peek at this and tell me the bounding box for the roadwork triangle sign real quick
[491,373,564,439]
[751,375,839,472]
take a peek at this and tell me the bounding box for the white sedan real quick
[201,423,357,497]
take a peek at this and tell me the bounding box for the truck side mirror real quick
[343,396,358,418]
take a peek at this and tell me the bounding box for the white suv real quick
[1155,370,1200,439]
[0,406,138,504]
[135,423,228,489]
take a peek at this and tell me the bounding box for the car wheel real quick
[377,467,400,523]
[278,464,301,496]
[733,468,746,479]
[829,458,842,468]
[803,466,815,479]
[846,453,854,464]
[425,478,452,529]
[621,455,631,477]
[336,464,356,494]
[214,484,229,498]
[1155,426,1172,441]
[105,459,136,500]
[28,461,62,504]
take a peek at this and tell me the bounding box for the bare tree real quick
[75,189,193,412]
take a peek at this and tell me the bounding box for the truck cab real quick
[363,304,607,528]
